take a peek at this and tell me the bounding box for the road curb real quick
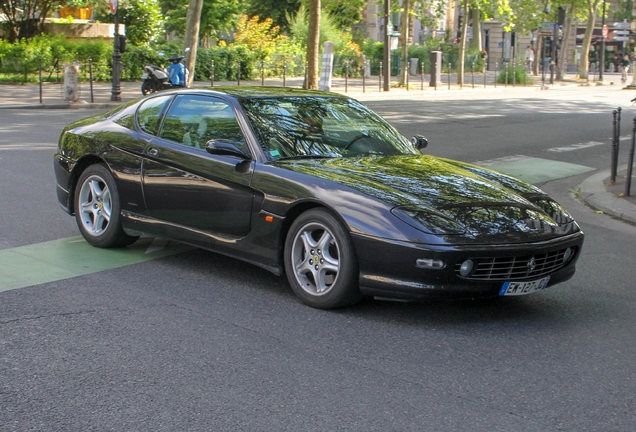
[579,166,636,225]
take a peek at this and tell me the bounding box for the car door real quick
[141,94,255,237]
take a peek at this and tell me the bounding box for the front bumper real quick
[352,231,584,301]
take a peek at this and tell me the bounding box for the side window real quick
[136,95,172,136]
[158,95,247,152]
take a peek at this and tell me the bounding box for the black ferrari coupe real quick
[54,87,584,308]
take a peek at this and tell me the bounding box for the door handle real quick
[147,148,159,156]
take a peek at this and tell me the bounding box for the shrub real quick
[497,64,532,84]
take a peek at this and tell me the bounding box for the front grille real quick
[454,247,577,281]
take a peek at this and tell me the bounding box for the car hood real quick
[274,155,579,241]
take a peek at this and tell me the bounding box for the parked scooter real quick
[141,55,189,95]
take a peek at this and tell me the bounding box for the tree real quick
[233,15,284,60]
[0,0,63,41]
[457,0,470,85]
[160,0,243,40]
[322,0,366,32]
[247,0,301,32]
[398,0,412,86]
[118,0,164,46]
[183,0,204,86]
[578,0,603,80]
[306,0,320,89]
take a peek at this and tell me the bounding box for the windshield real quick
[239,96,419,160]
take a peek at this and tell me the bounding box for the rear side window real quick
[137,95,172,136]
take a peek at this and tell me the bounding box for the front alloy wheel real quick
[284,209,361,309]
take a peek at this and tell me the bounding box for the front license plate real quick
[499,276,550,296]
[141,72,148,79]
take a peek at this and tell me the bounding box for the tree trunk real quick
[183,0,204,87]
[399,0,411,87]
[469,8,482,52]
[307,0,321,89]
[445,0,456,42]
[578,10,596,80]
[557,6,575,81]
[457,0,469,85]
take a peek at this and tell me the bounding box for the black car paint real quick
[55,87,584,300]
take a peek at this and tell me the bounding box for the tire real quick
[74,164,138,248]
[141,80,154,95]
[284,208,362,309]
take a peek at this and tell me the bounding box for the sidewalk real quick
[0,71,616,108]
[1,73,635,225]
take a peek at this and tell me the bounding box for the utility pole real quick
[110,0,121,102]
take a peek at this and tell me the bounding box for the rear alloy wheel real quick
[74,164,138,248]
[284,208,361,309]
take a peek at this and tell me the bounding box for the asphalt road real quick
[1,87,636,431]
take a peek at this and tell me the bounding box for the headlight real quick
[392,207,466,235]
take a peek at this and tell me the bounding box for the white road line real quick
[547,141,605,152]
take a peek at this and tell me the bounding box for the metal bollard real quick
[89,58,94,103]
[495,62,498,88]
[39,58,43,104]
[421,61,424,91]
[210,60,215,87]
[626,116,636,196]
[611,109,619,184]
[362,62,366,93]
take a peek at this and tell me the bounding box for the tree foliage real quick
[0,0,63,41]
[246,0,302,32]
[160,0,243,39]
[233,14,286,60]
[322,0,366,31]
[118,0,164,46]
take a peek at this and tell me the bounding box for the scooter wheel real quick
[141,80,154,95]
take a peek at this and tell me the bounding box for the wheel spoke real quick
[290,223,342,296]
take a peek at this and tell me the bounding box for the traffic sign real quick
[613,37,630,41]
[613,30,630,35]
[613,21,630,29]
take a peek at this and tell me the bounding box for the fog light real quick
[562,247,573,264]
[416,258,445,269]
[459,259,474,277]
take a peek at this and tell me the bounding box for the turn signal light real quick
[416,258,445,270]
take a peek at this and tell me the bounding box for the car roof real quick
[163,86,348,100]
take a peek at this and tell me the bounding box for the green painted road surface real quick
[0,236,191,293]
[487,157,596,184]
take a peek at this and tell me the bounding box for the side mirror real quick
[205,139,251,160]
[411,135,428,150]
